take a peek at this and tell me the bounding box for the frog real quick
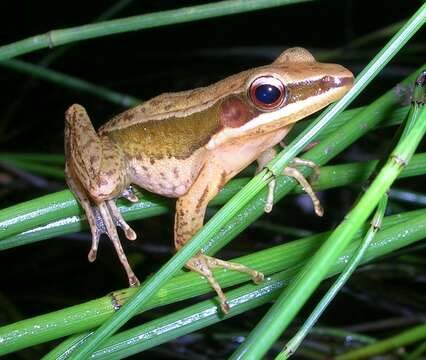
[64,47,353,313]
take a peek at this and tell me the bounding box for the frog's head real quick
[206,47,354,149]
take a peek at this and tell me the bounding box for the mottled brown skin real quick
[64,47,354,313]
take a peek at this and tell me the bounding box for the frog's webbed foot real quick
[186,254,264,313]
[256,148,322,215]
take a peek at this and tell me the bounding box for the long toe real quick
[252,271,264,284]
[129,274,140,287]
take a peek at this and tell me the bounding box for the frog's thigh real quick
[65,104,127,201]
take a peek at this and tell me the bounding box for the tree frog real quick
[64,47,353,313]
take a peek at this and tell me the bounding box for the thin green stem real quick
[275,196,388,359]
[287,105,409,143]
[0,158,64,179]
[0,59,140,107]
[0,153,64,164]
[0,0,311,61]
[309,327,376,345]
[335,324,426,360]
[39,0,135,66]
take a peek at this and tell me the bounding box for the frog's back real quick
[98,71,250,135]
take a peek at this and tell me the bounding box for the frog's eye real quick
[249,76,286,110]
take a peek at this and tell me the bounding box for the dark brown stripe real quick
[287,76,352,104]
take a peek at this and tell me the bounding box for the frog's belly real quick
[129,149,205,198]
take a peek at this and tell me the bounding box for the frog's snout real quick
[330,65,354,90]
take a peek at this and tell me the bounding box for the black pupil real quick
[255,84,281,105]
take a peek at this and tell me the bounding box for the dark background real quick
[0,1,425,359]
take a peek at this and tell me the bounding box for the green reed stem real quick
[275,196,388,359]
[0,0,311,61]
[0,59,139,107]
[335,324,426,360]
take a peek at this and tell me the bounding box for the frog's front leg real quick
[256,147,323,216]
[64,104,139,286]
[174,160,263,313]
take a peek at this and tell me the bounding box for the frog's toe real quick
[264,178,276,213]
[129,274,140,287]
[88,247,98,262]
[95,201,139,287]
[88,227,100,262]
[290,157,321,182]
[221,301,230,314]
[252,270,264,284]
[204,255,264,286]
[123,227,137,241]
[122,186,139,203]
[283,166,323,217]
[106,199,137,241]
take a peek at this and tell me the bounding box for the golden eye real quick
[249,76,286,110]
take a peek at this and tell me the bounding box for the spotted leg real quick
[65,104,139,287]
[175,160,264,313]
[256,147,323,216]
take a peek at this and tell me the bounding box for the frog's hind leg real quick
[174,160,263,313]
[65,104,139,287]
